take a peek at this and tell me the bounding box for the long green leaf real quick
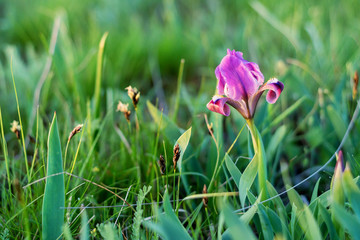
[318,203,338,240]
[225,154,241,189]
[258,205,274,240]
[144,191,192,240]
[332,203,360,240]
[342,169,360,219]
[303,206,322,240]
[80,208,90,240]
[310,178,321,203]
[42,113,65,239]
[266,125,287,161]
[326,105,348,145]
[221,203,256,240]
[239,155,259,207]
[266,181,287,220]
[286,185,304,210]
[266,208,291,239]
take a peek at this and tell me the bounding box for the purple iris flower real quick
[207,49,284,119]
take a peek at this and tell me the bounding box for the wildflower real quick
[68,124,83,142]
[207,49,284,119]
[10,120,21,139]
[125,86,140,109]
[202,184,208,207]
[173,143,181,171]
[116,101,131,122]
[158,155,166,175]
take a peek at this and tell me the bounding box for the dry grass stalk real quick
[68,124,83,142]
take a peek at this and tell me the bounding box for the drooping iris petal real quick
[218,54,260,101]
[206,96,231,116]
[259,78,284,104]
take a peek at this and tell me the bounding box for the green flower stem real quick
[246,119,268,200]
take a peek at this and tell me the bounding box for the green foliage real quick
[174,127,192,172]
[144,191,192,240]
[97,223,122,240]
[1,0,360,238]
[225,154,242,189]
[0,228,9,240]
[221,203,256,240]
[132,186,152,240]
[239,154,259,207]
[42,113,65,239]
[80,208,90,240]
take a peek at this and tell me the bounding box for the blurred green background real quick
[1,0,360,193]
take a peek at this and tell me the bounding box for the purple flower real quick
[207,49,284,119]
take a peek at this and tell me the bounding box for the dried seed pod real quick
[68,124,83,142]
[353,71,358,100]
[173,143,181,171]
[10,120,21,139]
[116,101,131,122]
[158,154,166,175]
[125,86,140,109]
[202,184,208,207]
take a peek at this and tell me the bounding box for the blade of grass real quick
[10,56,30,181]
[0,108,12,203]
[172,59,185,122]
[94,32,109,118]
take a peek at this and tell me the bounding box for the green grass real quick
[1,0,360,239]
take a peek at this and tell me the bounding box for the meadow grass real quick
[1,0,360,239]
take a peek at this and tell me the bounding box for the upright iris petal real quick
[207,49,284,119]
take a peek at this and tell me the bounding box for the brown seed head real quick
[202,184,208,207]
[353,71,358,100]
[158,154,166,175]
[10,120,21,139]
[116,101,131,122]
[125,86,140,108]
[68,124,83,142]
[173,143,181,170]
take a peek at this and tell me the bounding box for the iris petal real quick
[206,96,231,116]
[259,78,284,104]
[244,62,264,85]
[215,66,225,95]
[219,55,260,101]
